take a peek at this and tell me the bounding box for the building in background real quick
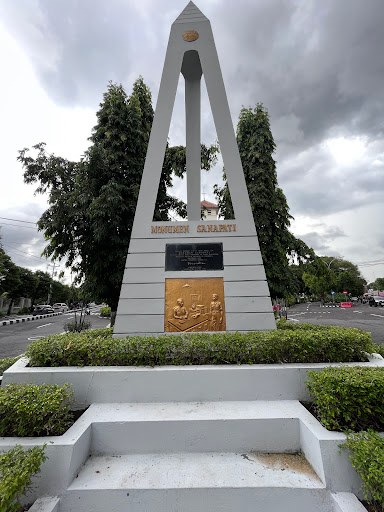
[201,200,218,220]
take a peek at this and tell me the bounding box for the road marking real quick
[289,312,307,317]
[370,314,384,318]
[289,318,300,323]
[27,336,45,341]
[36,323,53,329]
[353,311,362,314]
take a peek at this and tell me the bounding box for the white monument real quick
[114,2,276,337]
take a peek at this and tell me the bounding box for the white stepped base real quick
[61,488,334,512]
[70,452,323,490]
[90,400,300,455]
[61,452,327,512]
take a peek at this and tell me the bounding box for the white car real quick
[52,303,68,312]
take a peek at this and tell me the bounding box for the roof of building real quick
[201,200,218,208]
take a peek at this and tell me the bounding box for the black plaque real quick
[165,243,223,271]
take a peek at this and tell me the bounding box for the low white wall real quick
[0,419,91,504]
[3,356,383,408]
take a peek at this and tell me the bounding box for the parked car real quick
[32,305,55,316]
[52,303,68,312]
[369,296,384,307]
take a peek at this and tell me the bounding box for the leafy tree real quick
[30,271,51,306]
[214,103,309,297]
[303,257,366,299]
[19,77,218,323]
[0,244,22,314]
[368,277,384,291]
[329,258,366,296]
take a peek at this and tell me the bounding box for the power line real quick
[0,241,41,246]
[0,222,38,230]
[2,244,46,262]
[0,216,38,225]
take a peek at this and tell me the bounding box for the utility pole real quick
[47,261,60,304]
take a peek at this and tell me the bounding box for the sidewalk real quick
[1,312,63,327]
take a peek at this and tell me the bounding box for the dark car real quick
[32,305,55,316]
[369,296,384,307]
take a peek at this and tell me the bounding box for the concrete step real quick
[88,401,303,455]
[62,452,327,512]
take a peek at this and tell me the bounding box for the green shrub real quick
[100,306,111,317]
[17,307,30,315]
[278,322,364,333]
[0,445,47,512]
[0,357,20,377]
[0,383,74,436]
[64,318,92,332]
[342,431,384,511]
[25,326,375,367]
[307,367,384,431]
[374,345,384,358]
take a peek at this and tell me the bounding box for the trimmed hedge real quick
[307,367,384,431]
[278,321,366,333]
[0,445,46,512]
[0,357,20,377]
[343,431,384,511]
[0,383,74,436]
[24,326,375,367]
[375,344,384,358]
[100,306,111,317]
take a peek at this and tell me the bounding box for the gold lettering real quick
[184,225,189,233]
[227,225,232,232]
[233,224,236,231]
[160,226,166,233]
[213,225,218,232]
[151,226,157,233]
[173,226,178,233]
[208,225,213,232]
[219,225,227,232]
[202,225,207,232]
[197,225,202,232]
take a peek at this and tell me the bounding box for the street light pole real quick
[46,262,59,304]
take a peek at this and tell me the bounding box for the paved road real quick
[287,302,384,345]
[2,302,382,359]
[0,309,110,358]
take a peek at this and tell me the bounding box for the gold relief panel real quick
[165,277,226,332]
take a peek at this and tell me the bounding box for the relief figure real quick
[210,293,223,330]
[173,298,188,322]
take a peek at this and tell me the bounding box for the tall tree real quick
[303,256,366,299]
[19,77,217,322]
[215,103,307,297]
[0,253,21,315]
[368,277,384,291]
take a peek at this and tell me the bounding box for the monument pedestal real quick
[114,220,275,337]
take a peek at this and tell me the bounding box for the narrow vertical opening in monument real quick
[181,50,203,222]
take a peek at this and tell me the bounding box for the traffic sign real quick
[343,291,348,294]
[331,291,335,295]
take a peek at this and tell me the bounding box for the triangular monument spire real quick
[175,2,208,23]
[114,4,275,336]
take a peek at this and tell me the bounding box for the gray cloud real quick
[1,0,383,281]
[0,203,51,272]
[298,224,346,255]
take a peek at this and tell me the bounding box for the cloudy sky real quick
[0,0,383,286]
